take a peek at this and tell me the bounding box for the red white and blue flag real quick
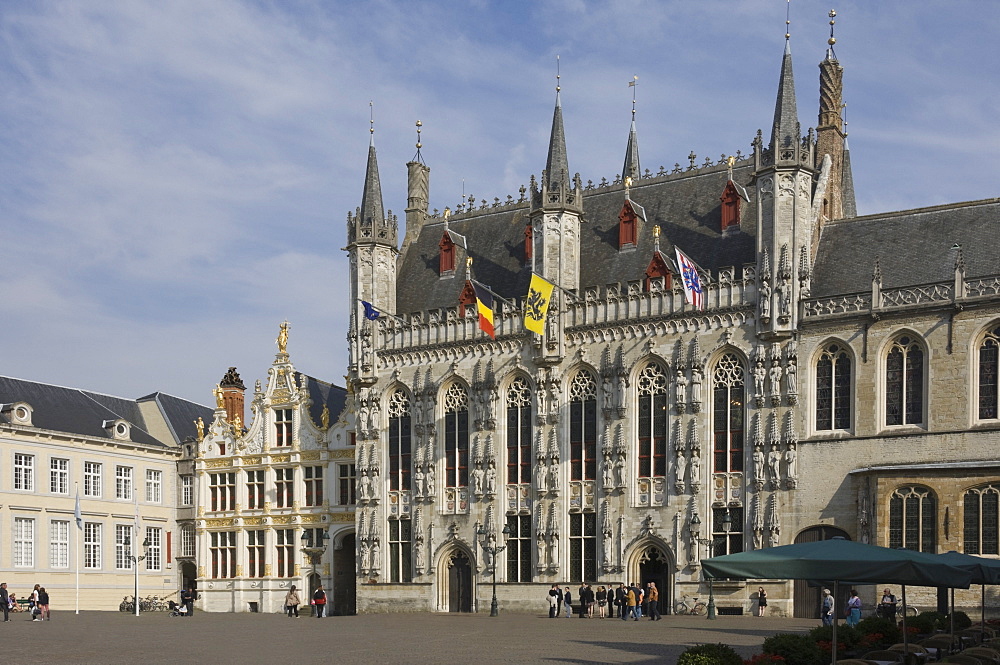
[674,246,705,309]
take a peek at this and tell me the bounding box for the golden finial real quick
[727,155,735,181]
[415,120,422,149]
[629,75,638,117]
[653,225,661,239]
[624,175,633,199]
[466,256,473,269]
[828,9,837,46]
[276,320,289,354]
[556,55,561,93]
[443,207,451,222]
[321,404,331,430]
[785,0,791,40]
[213,385,225,409]
[369,101,374,138]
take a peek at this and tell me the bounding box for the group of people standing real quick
[0,583,49,621]
[821,587,883,627]
[547,582,660,621]
[283,585,327,617]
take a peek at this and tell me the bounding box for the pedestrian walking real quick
[626,585,638,621]
[284,585,301,618]
[646,582,661,621]
[821,588,834,627]
[563,587,573,619]
[312,585,327,618]
[37,587,50,620]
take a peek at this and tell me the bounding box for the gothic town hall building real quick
[341,33,1000,617]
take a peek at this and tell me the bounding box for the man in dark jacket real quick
[180,587,195,617]
[0,583,8,622]
[616,583,628,620]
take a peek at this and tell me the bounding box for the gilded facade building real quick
[345,25,1000,616]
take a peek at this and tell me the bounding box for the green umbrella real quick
[937,551,1000,642]
[702,538,973,664]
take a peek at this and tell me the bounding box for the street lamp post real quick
[477,524,511,617]
[300,530,331,615]
[124,535,150,617]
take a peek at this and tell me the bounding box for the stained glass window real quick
[569,371,598,481]
[979,325,1000,420]
[816,343,852,430]
[886,336,924,426]
[888,486,935,552]
[637,363,668,478]
[713,354,745,473]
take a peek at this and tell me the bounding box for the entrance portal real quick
[332,533,356,615]
[636,545,672,615]
[446,550,473,612]
[793,526,850,618]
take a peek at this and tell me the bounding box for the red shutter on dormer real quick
[459,280,477,307]
[618,201,638,248]
[524,224,533,263]
[720,181,742,231]
[439,231,456,274]
[644,252,672,292]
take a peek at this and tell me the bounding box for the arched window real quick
[387,390,411,492]
[506,377,532,485]
[964,484,1000,555]
[816,343,852,430]
[888,485,936,552]
[885,335,924,426]
[979,325,1000,420]
[443,384,469,488]
[439,231,456,275]
[712,354,745,473]
[569,370,597,481]
[636,362,668,478]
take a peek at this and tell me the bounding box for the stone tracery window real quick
[636,362,668,478]
[965,484,1000,555]
[712,354,745,473]
[816,342,852,430]
[888,485,936,552]
[443,383,469,488]
[979,324,1000,420]
[885,335,924,426]
[569,370,597,481]
[387,389,412,492]
[506,377,532,484]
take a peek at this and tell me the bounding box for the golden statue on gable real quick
[276,321,290,353]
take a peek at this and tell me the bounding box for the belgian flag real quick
[471,280,495,338]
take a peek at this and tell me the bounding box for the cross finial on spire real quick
[629,75,638,117]
[369,100,375,145]
[785,0,791,41]
[826,9,838,59]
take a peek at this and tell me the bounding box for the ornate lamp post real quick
[124,535,150,617]
[301,529,331,614]
[476,523,511,617]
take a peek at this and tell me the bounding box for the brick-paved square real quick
[2,610,817,664]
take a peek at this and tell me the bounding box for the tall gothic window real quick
[888,485,936,552]
[506,377,532,485]
[569,370,598,481]
[712,354,745,473]
[388,519,412,583]
[885,335,924,426]
[506,514,533,583]
[444,383,469,488]
[965,484,1000,555]
[387,389,412,492]
[979,325,1000,420]
[637,362,668,478]
[816,342,852,430]
[568,512,597,582]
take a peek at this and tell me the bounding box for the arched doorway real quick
[180,561,197,595]
[332,533,356,615]
[793,526,850,618]
[446,550,473,612]
[635,544,672,615]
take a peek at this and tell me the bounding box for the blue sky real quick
[1,0,997,405]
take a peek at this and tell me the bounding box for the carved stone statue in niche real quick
[613,454,625,488]
[535,460,548,494]
[536,535,546,569]
[768,359,782,405]
[688,449,701,487]
[759,278,771,321]
[548,532,559,566]
[675,450,687,490]
[776,279,790,319]
[602,453,613,489]
[602,531,613,567]
[485,461,497,496]
[753,359,766,399]
[768,444,781,488]
[414,465,426,498]
[753,445,765,485]
[690,366,703,411]
[674,369,687,413]
[784,443,798,489]
[471,462,485,496]
[426,465,435,497]
[547,462,559,493]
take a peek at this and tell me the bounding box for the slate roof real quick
[396,162,758,313]
[138,391,215,444]
[0,376,211,447]
[811,198,1000,298]
[301,374,348,427]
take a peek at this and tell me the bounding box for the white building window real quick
[50,458,69,494]
[116,525,133,570]
[181,525,195,558]
[84,522,102,569]
[145,527,162,571]
[181,476,194,506]
[145,469,162,503]
[14,453,34,491]
[50,520,69,569]
[116,466,133,500]
[84,461,102,497]
[14,517,34,567]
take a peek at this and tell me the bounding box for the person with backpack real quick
[312,585,327,618]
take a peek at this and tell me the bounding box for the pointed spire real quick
[769,18,801,153]
[622,76,641,181]
[544,56,571,190]
[841,124,857,218]
[359,104,386,229]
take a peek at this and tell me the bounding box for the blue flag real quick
[361,301,381,321]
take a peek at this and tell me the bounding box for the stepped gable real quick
[395,161,757,314]
[812,198,1000,298]
[0,376,168,446]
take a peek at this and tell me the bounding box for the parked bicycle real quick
[119,595,135,613]
[674,594,707,616]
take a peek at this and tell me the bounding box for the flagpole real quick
[74,483,80,614]
[536,275,583,303]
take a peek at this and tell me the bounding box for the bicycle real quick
[119,596,135,613]
[674,594,707,616]
[897,603,917,618]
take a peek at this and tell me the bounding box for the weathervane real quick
[629,75,638,117]
[827,9,838,58]
[414,119,424,163]
[785,0,791,41]
[369,101,375,144]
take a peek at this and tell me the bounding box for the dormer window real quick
[618,200,641,249]
[439,231,456,275]
[524,224,533,264]
[720,180,747,232]
[644,252,672,292]
[104,419,131,441]
[459,281,477,307]
[3,402,33,426]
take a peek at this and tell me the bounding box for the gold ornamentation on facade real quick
[300,514,323,523]
[323,564,330,576]
[264,564,272,576]
[301,451,322,461]
[197,566,206,578]
[276,321,289,353]
[205,518,235,527]
[244,517,264,526]
[330,449,355,459]
[236,565,244,577]
[292,501,300,512]
[293,564,300,577]
[205,459,232,469]
[271,388,291,403]
[243,456,262,465]
[271,516,293,524]
[328,512,355,523]
[197,506,205,517]
[271,454,290,464]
